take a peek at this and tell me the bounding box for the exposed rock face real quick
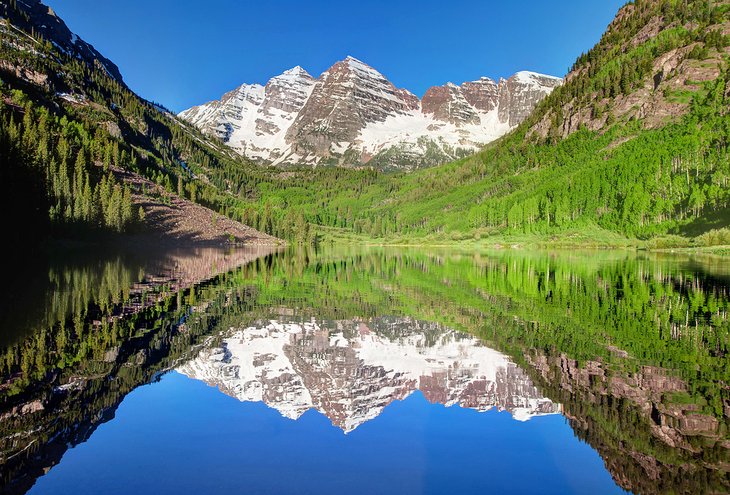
[179,57,561,170]
[180,67,319,162]
[528,2,730,140]
[285,57,420,162]
[0,0,124,83]
[498,72,564,127]
[177,317,560,432]
[422,83,481,125]
[180,84,265,143]
[114,167,280,246]
[461,77,500,112]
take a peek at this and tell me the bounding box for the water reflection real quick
[178,317,560,432]
[0,246,728,494]
[0,245,279,494]
[1,245,280,348]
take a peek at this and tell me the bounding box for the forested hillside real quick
[232,0,730,246]
[0,0,285,245]
[1,0,729,247]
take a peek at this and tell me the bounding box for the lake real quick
[1,246,728,494]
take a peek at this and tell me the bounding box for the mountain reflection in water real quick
[178,317,561,431]
[0,246,728,495]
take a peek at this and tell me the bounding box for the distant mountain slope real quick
[179,57,561,170]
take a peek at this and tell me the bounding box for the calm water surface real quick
[1,246,729,494]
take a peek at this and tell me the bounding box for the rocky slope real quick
[528,0,730,140]
[112,167,280,246]
[0,0,124,83]
[180,57,561,170]
[177,316,560,432]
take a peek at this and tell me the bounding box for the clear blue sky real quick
[45,0,626,113]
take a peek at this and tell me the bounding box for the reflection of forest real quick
[525,350,729,494]
[1,245,281,348]
[0,245,279,494]
[0,247,728,494]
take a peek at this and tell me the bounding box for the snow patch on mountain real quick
[513,70,563,85]
[357,106,511,155]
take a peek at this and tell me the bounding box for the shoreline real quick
[314,228,730,255]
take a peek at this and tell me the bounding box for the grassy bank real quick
[315,224,730,254]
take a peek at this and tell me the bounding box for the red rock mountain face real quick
[422,83,481,125]
[180,57,562,170]
[257,67,317,138]
[461,77,501,112]
[497,72,567,127]
[286,57,421,159]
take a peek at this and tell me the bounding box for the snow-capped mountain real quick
[177,317,561,432]
[179,57,562,170]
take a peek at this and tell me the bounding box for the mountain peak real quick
[282,66,311,78]
[233,83,264,97]
[512,71,563,85]
[180,56,561,169]
[344,55,365,64]
[332,55,381,78]
[270,66,315,87]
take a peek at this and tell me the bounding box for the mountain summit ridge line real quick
[179,56,562,170]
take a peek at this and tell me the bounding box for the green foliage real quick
[696,227,730,246]
[0,98,138,237]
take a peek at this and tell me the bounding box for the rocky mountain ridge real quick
[180,57,562,170]
[528,0,730,141]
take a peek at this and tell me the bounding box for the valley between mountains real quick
[1,2,730,493]
[0,0,729,250]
